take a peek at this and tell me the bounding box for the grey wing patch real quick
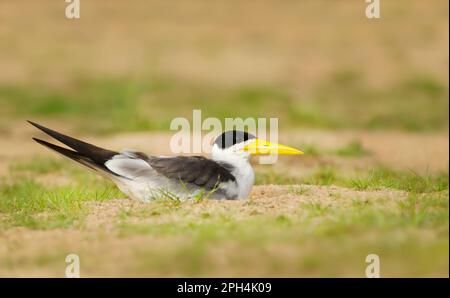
[105,157,154,180]
[104,150,156,180]
[147,156,236,190]
[120,150,151,160]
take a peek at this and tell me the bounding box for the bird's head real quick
[211,130,303,162]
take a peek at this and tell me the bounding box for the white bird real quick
[29,121,303,201]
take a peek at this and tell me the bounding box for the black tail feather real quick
[32,138,99,172]
[28,120,118,164]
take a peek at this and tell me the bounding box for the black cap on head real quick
[214,130,256,149]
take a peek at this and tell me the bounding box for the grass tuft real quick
[0,178,121,229]
[347,168,449,193]
[11,156,65,174]
[303,166,337,186]
[334,140,370,157]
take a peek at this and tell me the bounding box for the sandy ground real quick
[0,185,415,277]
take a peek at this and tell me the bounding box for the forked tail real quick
[28,121,119,177]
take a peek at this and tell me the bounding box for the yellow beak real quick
[243,139,304,155]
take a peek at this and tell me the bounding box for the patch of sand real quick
[0,185,411,277]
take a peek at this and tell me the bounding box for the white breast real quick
[231,162,254,199]
[211,144,255,200]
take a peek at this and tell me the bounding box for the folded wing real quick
[147,156,236,190]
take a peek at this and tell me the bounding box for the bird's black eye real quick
[214,130,256,149]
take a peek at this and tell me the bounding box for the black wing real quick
[148,156,236,190]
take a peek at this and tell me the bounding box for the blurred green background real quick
[0,0,448,134]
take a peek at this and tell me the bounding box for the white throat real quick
[211,144,255,199]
